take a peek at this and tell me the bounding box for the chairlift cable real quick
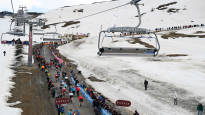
[9,21,13,31]
[74,1,142,28]
[10,0,15,31]
[135,4,141,28]
[47,2,130,26]
[10,0,15,14]
[74,2,130,21]
[74,0,143,21]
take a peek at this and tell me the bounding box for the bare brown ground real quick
[8,47,57,115]
[62,21,80,27]
[194,31,205,34]
[127,38,155,48]
[166,54,188,57]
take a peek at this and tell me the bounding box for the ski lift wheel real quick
[97,51,102,56]
[99,48,104,52]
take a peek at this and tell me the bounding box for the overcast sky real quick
[0,0,110,12]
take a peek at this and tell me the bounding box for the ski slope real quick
[40,0,205,114]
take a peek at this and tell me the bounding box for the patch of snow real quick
[0,17,22,115]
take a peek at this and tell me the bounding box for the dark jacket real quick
[144,80,148,86]
[134,111,139,115]
[197,104,204,111]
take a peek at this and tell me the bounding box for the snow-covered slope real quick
[41,0,205,114]
[0,17,22,115]
[40,0,205,33]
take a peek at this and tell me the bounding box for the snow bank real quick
[0,17,22,114]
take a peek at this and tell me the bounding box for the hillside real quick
[39,0,205,114]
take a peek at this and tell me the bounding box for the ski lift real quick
[42,32,62,42]
[97,0,160,56]
[98,27,160,56]
[42,24,62,42]
[1,6,28,43]
[1,29,26,44]
[1,22,26,43]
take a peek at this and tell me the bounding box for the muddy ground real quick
[7,45,57,115]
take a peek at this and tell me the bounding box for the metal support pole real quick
[28,24,33,66]
[23,21,26,35]
[1,33,5,44]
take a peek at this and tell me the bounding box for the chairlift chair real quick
[97,0,160,56]
[1,29,26,44]
[42,32,62,42]
[1,8,27,43]
[97,27,160,56]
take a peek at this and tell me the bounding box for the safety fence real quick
[41,41,68,45]
[1,40,29,45]
[52,51,64,64]
[70,77,112,115]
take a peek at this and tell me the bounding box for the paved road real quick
[41,45,95,115]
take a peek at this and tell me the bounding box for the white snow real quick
[42,0,205,114]
[0,17,22,114]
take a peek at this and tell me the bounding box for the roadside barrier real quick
[1,40,29,45]
[70,76,112,115]
[52,51,64,64]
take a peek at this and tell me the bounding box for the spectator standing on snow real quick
[144,80,148,90]
[197,103,204,115]
[3,51,6,56]
[174,91,178,105]
[134,110,139,115]
[12,39,15,46]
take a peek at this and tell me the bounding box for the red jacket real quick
[62,88,66,95]
[78,96,83,100]
[76,87,80,92]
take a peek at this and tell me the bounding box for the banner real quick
[70,74,111,115]
[55,98,70,105]
[52,52,64,64]
[101,108,112,115]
